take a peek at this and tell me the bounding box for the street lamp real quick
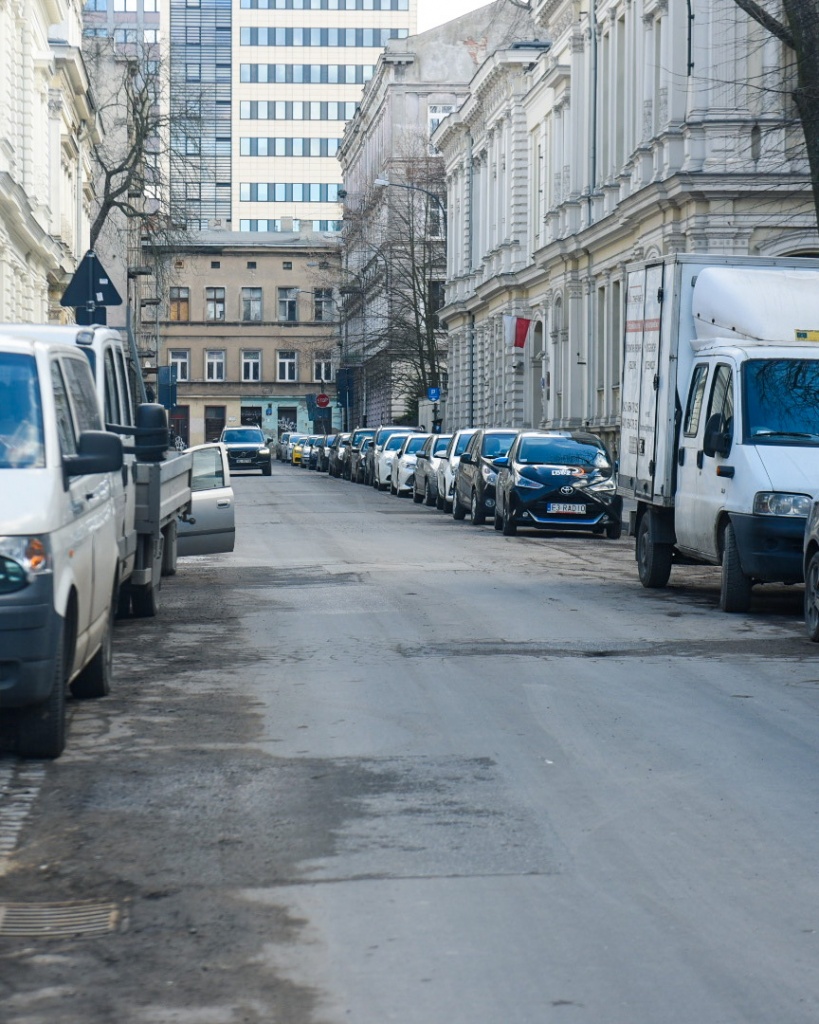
[126,265,153,402]
[373,177,447,238]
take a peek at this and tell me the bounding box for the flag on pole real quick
[503,315,532,349]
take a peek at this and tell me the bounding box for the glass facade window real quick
[239,100,358,121]
[240,183,341,203]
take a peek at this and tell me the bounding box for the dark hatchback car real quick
[452,428,519,524]
[346,427,376,481]
[494,431,622,538]
[218,426,272,475]
[327,433,351,477]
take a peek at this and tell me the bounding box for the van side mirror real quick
[65,430,123,478]
[703,412,732,458]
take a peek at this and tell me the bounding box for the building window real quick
[169,349,190,382]
[169,287,189,322]
[242,350,262,381]
[314,351,333,383]
[206,350,225,381]
[283,261,292,269]
[278,287,298,321]
[247,261,257,269]
[210,260,220,269]
[277,350,297,382]
[313,288,335,322]
[428,280,445,329]
[206,287,226,321]
[242,287,263,321]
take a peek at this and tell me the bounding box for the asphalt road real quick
[2,460,819,1024]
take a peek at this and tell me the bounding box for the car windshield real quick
[385,434,408,451]
[517,436,610,469]
[743,359,819,443]
[223,428,263,443]
[454,432,475,456]
[481,432,517,458]
[0,353,45,469]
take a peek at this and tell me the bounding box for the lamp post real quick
[373,177,447,239]
[126,265,153,403]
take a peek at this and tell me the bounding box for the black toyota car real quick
[494,431,622,538]
[218,426,272,475]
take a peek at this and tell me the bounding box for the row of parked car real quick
[277,425,623,538]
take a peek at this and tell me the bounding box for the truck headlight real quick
[753,492,812,517]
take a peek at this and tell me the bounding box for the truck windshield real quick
[0,354,45,469]
[743,359,819,444]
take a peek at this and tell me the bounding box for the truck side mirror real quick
[703,413,732,458]
[65,430,123,478]
[134,403,170,462]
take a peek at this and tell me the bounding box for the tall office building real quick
[164,0,417,234]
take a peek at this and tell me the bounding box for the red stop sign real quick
[316,393,330,408]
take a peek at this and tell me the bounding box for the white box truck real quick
[618,253,819,611]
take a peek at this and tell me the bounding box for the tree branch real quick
[731,0,794,48]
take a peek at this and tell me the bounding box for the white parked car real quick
[391,433,431,495]
[373,432,411,490]
[435,429,476,511]
[412,433,453,505]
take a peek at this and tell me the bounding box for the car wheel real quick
[452,490,467,520]
[471,491,486,526]
[425,481,436,507]
[435,492,444,510]
[494,509,503,531]
[71,580,116,699]
[502,502,517,536]
[131,580,160,618]
[720,521,752,613]
[390,477,397,495]
[605,517,622,540]
[16,621,67,759]
[636,512,673,589]
[805,552,819,641]
[263,462,272,476]
[412,483,423,504]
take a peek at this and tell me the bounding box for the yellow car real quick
[291,435,306,465]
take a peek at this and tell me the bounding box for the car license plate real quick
[547,502,586,514]
[237,458,252,464]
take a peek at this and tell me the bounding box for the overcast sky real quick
[417,0,495,33]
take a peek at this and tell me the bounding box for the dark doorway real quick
[205,405,226,442]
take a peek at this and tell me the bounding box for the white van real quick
[0,332,123,758]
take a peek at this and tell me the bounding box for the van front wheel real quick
[720,522,752,613]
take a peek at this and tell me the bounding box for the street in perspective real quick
[2,463,819,1024]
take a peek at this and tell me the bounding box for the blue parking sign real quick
[427,387,441,402]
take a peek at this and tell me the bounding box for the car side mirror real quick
[703,412,732,458]
[492,456,509,468]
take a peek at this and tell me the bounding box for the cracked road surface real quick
[2,461,819,1023]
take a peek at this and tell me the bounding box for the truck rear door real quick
[620,263,666,501]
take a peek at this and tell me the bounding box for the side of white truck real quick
[617,254,819,611]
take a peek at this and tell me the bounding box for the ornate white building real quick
[435,0,818,453]
[0,0,98,322]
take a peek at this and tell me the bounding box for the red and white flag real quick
[503,315,532,349]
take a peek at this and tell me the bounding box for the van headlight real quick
[0,536,51,593]
[753,492,812,517]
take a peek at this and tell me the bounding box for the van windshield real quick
[743,359,819,444]
[0,354,45,469]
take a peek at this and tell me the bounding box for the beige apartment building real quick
[158,230,341,444]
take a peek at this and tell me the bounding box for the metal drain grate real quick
[0,901,120,938]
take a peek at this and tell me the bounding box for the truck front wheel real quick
[720,522,752,613]
[637,513,672,588]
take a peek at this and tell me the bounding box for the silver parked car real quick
[178,444,236,557]
[412,433,452,505]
